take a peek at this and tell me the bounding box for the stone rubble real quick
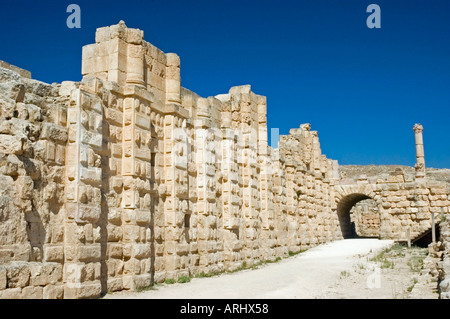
[437,218,450,298]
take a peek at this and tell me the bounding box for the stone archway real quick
[334,184,382,239]
[337,193,372,238]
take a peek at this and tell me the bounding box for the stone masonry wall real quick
[0,64,68,298]
[0,21,449,299]
[350,199,380,238]
[335,173,450,242]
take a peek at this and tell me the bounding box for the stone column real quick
[413,124,425,179]
[126,44,145,87]
[193,99,219,274]
[64,88,103,299]
[165,53,181,105]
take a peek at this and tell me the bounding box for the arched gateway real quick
[334,183,382,239]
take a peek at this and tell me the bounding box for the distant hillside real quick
[339,165,450,184]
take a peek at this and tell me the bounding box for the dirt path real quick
[103,239,440,299]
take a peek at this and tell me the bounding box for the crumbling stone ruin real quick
[437,218,450,298]
[0,21,449,299]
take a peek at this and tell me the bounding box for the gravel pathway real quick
[104,239,394,299]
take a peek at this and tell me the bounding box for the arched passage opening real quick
[350,198,381,238]
[337,193,379,239]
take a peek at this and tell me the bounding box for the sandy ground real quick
[320,241,439,299]
[103,238,438,299]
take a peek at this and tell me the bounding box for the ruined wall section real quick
[377,178,450,241]
[268,148,288,257]
[278,124,341,252]
[0,66,68,298]
[0,20,344,298]
[335,172,450,242]
[179,85,275,273]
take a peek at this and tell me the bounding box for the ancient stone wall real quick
[278,124,341,250]
[0,64,68,298]
[350,199,380,237]
[0,21,449,299]
[335,173,450,241]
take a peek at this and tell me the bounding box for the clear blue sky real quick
[1,0,449,168]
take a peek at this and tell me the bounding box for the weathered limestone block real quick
[29,263,62,286]
[43,245,64,263]
[21,286,43,299]
[0,287,22,299]
[0,134,23,154]
[43,285,64,299]
[76,245,102,262]
[59,81,79,96]
[5,263,31,288]
[0,267,6,290]
[0,81,25,103]
[64,283,101,299]
[106,277,123,293]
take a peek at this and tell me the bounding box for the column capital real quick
[413,123,423,133]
